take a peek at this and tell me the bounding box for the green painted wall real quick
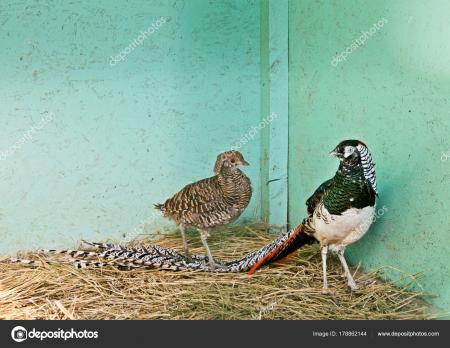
[0,0,262,254]
[260,0,289,228]
[288,0,450,311]
[1,0,448,313]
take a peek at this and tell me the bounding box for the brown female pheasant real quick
[155,151,252,269]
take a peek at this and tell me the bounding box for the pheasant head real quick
[330,139,378,195]
[213,150,249,174]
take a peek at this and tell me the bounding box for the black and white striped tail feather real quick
[4,224,314,273]
[7,243,222,272]
[66,228,298,272]
[7,248,110,267]
[78,224,313,272]
[5,242,152,267]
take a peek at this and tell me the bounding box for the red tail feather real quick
[247,224,304,275]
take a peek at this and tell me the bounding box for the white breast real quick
[312,205,375,247]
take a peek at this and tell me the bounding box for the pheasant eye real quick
[230,159,235,163]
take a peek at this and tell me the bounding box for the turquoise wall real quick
[0,0,262,254]
[1,0,448,313]
[260,0,289,229]
[288,0,450,311]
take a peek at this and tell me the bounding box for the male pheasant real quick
[248,140,378,292]
[155,150,252,269]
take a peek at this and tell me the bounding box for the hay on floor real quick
[0,223,438,320]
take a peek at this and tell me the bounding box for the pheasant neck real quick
[217,167,251,209]
[323,161,376,215]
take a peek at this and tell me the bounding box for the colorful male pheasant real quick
[248,139,378,291]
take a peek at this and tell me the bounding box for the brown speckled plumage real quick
[155,151,252,268]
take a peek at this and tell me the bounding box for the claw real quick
[348,281,358,291]
[321,287,334,295]
[209,261,217,271]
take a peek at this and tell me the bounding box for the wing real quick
[305,178,333,215]
[161,176,221,215]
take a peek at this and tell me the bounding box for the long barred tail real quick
[74,241,227,271]
[6,248,106,267]
[5,223,316,273]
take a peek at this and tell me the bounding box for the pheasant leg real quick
[179,224,191,259]
[321,245,329,293]
[337,249,358,290]
[200,229,217,270]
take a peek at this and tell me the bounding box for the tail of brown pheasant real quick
[154,203,165,212]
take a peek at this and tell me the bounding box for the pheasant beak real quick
[330,149,343,159]
[241,159,250,166]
